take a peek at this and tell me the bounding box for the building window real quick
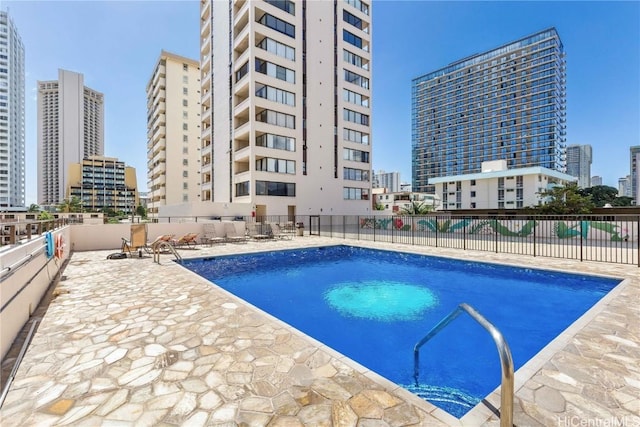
[470,202,476,208]
[183,194,189,202]
[183,159,188,166]
[183,87,188,95]
[343,108,369,125]
[183,63,189,71]
[343,89,369,107]
[256,37,295,61]
[255,157,295,174]
[343,187,369,200]
[182,99,188,107]
[344,69,369,89]
[183,135,188,142]
[255,180,296,196]
[255,59,295,83]
[183,182,188,189]
[343,148,369,163]
[343,49,369,70]
[470,179,476,186]
[343,128,369,144]
[183,171,188,177]
[236,181,250,196]
[470,191,476,197]
[344,0,369,15]
[256,133,295,151]
[256,109,295,129]
[258,13,295,38]
[235,61,249,82]
[183,123,188,130]
[265,0,295,15]
[255,84,295,106]
[343,10,364,31]
[183,111,188,119]
[343,167,369,181]
[182,76,188,83]
[343,30,364,50]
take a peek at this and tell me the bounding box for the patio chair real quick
[271,223,291,240]
[202,223,225,246]
[121,224,148,257]
[224,222,247,243]
[171,233,199,249]
[248,223,271,240]
[148,234,175,252]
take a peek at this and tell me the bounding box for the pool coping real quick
[177,242,631,426]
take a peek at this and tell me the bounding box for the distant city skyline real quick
[3,1,639,204]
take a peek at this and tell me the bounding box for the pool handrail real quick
[413,303,514,427]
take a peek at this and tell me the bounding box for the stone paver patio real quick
[0,237,638,426]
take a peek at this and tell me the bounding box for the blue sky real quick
[5,0,639,204]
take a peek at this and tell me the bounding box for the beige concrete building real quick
[430,160,577,210]
[200,0,372,217]
[146,51,201,217]
[37,69,104,207]
[67,155,138,214]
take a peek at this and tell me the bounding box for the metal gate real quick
[309,215,320,236]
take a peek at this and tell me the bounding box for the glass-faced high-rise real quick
[412,28,566,192]
[0,12,25,209]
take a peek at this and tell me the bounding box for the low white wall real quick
[0,227,70,360]
[69,221,248,251]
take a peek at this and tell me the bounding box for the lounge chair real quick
[248,223,271,240]
[224,222,247,243]
[171,233,199,248]
[202,223,225,246]
[121,224,148,257]
[148,234,175,252]
[271,223,291,240]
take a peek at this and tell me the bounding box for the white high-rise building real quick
[590,176,602,187]
[0,12,25,209]
[200,0,372,217]
[146,51,201,217]
[373,170,400,192]
[37,69,104,206]
[565,144,592,188]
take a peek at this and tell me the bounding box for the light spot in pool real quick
[324,281,438,321]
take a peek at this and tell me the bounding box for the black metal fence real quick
[152,214,639,266]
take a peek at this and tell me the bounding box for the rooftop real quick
[0,235,638,425]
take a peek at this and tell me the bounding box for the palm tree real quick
[398,201,433,215]
[57,196,83,213]
[28,203,41,212]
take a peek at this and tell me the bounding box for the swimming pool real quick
[182,245,621,418]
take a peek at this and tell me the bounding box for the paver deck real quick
[0,237,638,426]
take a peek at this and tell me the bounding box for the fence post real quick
[533,217,536,257]
[357,215,360,241]
[373,216,376,242]
[412,216,415,247]
[579,218,583,262]
[495,220,498,253]
[463,218,467,251]
[637,215,639,268]
[391,215,394,244]
[435,217,438,248]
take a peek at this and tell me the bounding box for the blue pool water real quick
[182,246,620,418]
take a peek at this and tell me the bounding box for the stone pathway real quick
[0,237,638,426]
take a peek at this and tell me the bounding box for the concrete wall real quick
[0,227,70,360]
[69,221,248,251]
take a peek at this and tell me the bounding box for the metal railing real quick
[13,214,634,266]
[414,303,513,427]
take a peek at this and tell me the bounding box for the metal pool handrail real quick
[413,303,514,427]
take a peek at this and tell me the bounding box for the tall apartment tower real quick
[37,69,104,206]
[566,144,592,188]
[200,0,372,216]
[411,28,566,192]
[146,51,201,217]
[618,175,631,198]
[372,170,400,192]
[631,146,640,205]
[0,12,25,209]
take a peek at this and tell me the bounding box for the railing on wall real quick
[316,214,640,267]
[0,219,68,247]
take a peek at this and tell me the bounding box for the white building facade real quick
[146,51,201,217]
[372,170,400,193]
[37,69,104,206]
[430,160,576,210]
[374,191,440,214]
[0,12,25,209]
[200,0,372,217]
[618,175,631,198]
